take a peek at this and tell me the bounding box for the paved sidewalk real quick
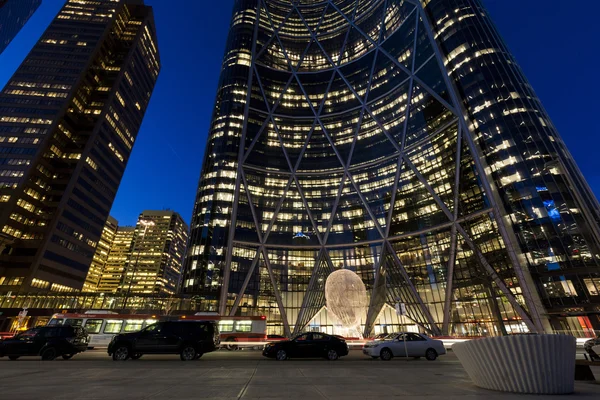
[0,350,598,399]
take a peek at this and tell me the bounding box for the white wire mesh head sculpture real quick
[325,269,368,332]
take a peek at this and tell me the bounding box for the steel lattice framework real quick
[185,0,548,337]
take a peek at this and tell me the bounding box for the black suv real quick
[108,320,219,361]
[0,326,89,361]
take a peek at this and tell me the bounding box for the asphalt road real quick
[1,350,599,399]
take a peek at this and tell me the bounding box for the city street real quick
[0,350,599,399]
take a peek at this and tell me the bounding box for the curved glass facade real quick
[184,0,599,336]
[423,0,600,333]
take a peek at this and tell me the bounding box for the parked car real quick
[372,333,391,341]
[584,336,600,361]
[262,332,349,361]
[362,332,446,361]
[267,334,286,340]
[108,320,219,361]
[0,326,89,361]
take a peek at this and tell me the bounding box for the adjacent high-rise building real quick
[97,225,135,293]
[0,0,160,293]
[183,0,600,337]
[423,0,600,334]
[118,211,188,296]
[83,215,118,291]
[84,211,188,297]
[0,0,41,55]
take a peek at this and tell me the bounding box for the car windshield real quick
[143,323,161,333]
[375,333,397,340]
[15,328,41,339]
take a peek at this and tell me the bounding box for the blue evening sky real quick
[0,0,598,226]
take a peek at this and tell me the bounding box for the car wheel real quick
[180,346,197,361]
[380,348,393,361]
[276,349,288,361]
[8,355,19,361]
[130,354,143,360]
[62,354,74,360]
[326,349,339,361]
[112,345,130,361]
[425,348,438,361]
[41,347,57,361]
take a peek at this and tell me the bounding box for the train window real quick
[65,318,82,327]
[47,318,62,326]
[104,319,123,334]
[235,321,252,332]
[144,319,158,327]
[218,320,234,332]
[84,319,103,334]
[124,319,144,332]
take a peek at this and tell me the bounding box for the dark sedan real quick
[262,332,348,361]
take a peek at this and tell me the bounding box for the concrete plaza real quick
[0,350,599,399]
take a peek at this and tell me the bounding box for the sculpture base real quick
[452,334,576,394]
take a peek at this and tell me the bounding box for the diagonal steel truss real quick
[221,0,543,337]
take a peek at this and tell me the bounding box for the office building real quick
[118,211,188,296]
[97,225,135,293]
[0,0,41,55]
[0,0,160,293]
[83,215,118,291]
[182,0,600,336]
[423,0,600,334]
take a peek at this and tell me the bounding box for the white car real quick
[362,332,446,361]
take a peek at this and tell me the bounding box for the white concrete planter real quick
[452,334,576,394]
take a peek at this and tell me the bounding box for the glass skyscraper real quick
[183,0,600,336]
[423,0,600,335]
[0,0,41,55]
[0,0,160,293]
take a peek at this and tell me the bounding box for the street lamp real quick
[123,219,155,309]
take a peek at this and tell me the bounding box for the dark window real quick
[43,250,89,272]
[41,328,60,338]
[59,327,76,337]
[295,333,311,341]
[312,333,329,341]
[405,333,426,341]
[65,318,82,327]
[162,322,177,335]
